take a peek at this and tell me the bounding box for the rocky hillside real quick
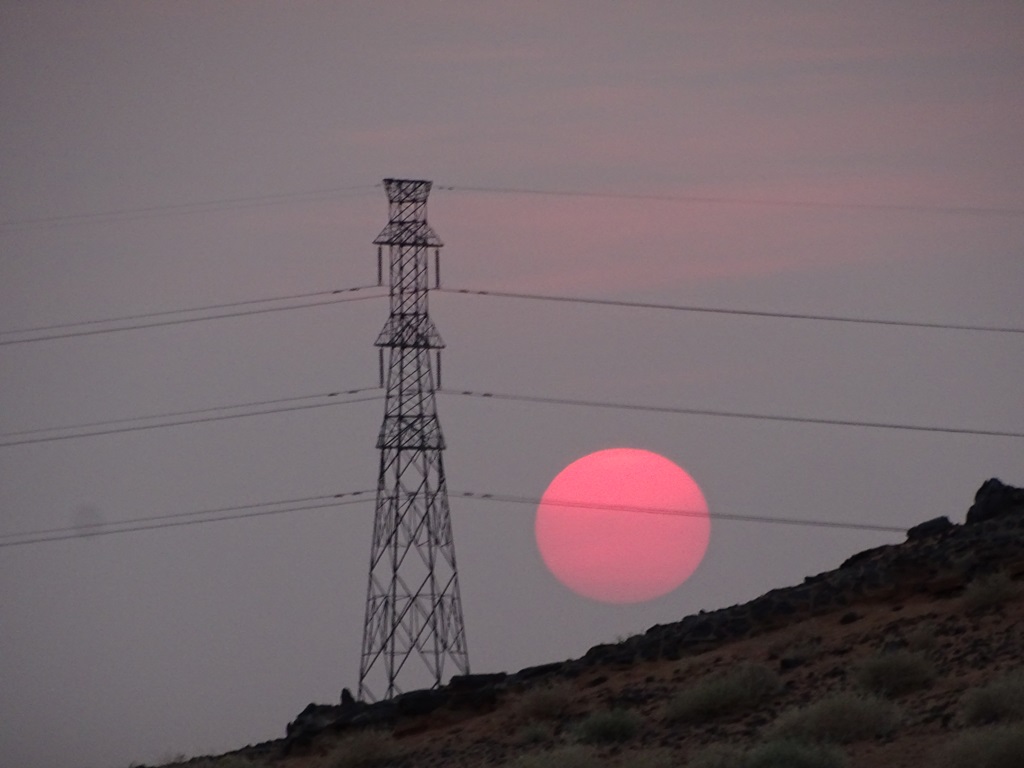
[164,478,1024,768]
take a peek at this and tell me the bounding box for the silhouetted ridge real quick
[278,478,1024,752]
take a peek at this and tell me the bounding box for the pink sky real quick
[1,3,1022,767]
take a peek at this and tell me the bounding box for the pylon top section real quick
[374,178,443,248]
[382,178,432,203]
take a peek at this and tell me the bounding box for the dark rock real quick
[285,703,343,747]
[349,700,397,727]
[448,672,507,690]
[840,544,894,569]
[839,611,861,625]
[907,516,954,540]
[515,661,565,680]
[967,479,1024,525]
[448,685,499,712]
[583,643,635,666]
[395,689,446,717]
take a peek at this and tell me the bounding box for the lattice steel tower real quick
[359,178,469,701]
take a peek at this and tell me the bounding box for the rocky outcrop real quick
[282,478,1024,749]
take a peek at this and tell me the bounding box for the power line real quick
[438,288,1024,335]
[0,387,380,441]
[0,184,381,231]
[0,288,386,347]
[435,183,1024,218]
[0,285,380,338]
[453,491,906,534]
[440,388,1024,439]
[0,391,384,447]
[0,484,908,550]
[0,492,377,549]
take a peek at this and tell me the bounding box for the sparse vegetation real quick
[321,729,402,768]
[516,721,554,745]
[687,743,746,768]
[905,623,939,653]
[767,630,822,667]
[961,669,1024,725]
[505,745,598,768]
[744,738,846,768]
[165,756,260,768]
[614,747,676,768]
[517,682,574,721]
[962,571,1020,613]
[935,724,1024,768]
[665,662,781,723]
[688,740,845,768]
[855,650,935,697]
[575,708,642,744]
[771,692,899,744]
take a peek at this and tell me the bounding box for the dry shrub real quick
[935,724,1024,768]
[167,757,261,768]
[575,708,642,744]
[686,743,746,768]
[744,738,846,768]
[688,740,845,768]
[767,629,823,666]
[666,663,781,723]
[962,572,1020,613]
[322,729,402,768]
[516,682,574,721]
[610,747,676,768]
[905,624,939,653]
[505,745,598,768]
[855,650,935,697]
[770,692,899,744]
[515,721,554,746]
[961,669,1024,725]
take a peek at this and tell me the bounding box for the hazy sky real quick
[2,3,1022,767]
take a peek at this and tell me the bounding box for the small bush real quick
[613,747,676,768]
[687,743,745,768]
[767,630,823,666]
[575,708,642,744]
[771,692,899,744]
[323,729,402,768]
[961,669,1024,725]
[506,745,598,768]
[855,650,935,697]
[517,682,574,721]
[745,738,846,768]
[962,572,1020,612]
[167,757,261,768]
[936,724,1024,768]
[516,722,554,746]
[687,740,845,768]
[905,624,939,653]
[665,663,781,723]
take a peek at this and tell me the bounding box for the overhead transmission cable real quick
[0,285,381,338]
[440,388,1024,440]
[435,183,1024,218]
[0,387,380,440]
[0,492,377,549]
[438,288,1024,335]
[0,183,381,231]
[0,390,383,448]
[0,286,386,346]
[452,491,906,534]
[0,487,910,549]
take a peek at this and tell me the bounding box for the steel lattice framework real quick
[358,178,469,701]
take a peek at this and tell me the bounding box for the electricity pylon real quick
[358,178,469,701]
